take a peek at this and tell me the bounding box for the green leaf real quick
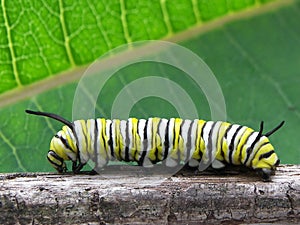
[0,0,276,94]
[0,0,299,173]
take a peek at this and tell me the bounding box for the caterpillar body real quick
[25,110,284,180]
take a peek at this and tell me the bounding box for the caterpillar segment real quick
[25,110,284,180]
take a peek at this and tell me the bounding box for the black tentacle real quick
[25,109,74,131]
[264,121,285,137]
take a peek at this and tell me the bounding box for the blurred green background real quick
[0,0,299,172]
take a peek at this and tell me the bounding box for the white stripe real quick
[188,119,198,161]
[201,121,214,164]
[136,119,145,160]
[210,121,222,163]
[88,119,95,157]
[168,118,175,151]
[157,118,168,160]
[111,119,117,158]
[61,128,77,161]
[224,124,241,163]
[128,118,133,160]
[243,131,260,166]
[105,119,112,160]
[95,119,104,167]
[119,120,127,160]
[74,120,88,164]
[181,119,192,161]
[231,126,247,165]
[143,118,153,167]
[165,118,176,167]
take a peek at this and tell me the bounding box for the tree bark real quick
[0,165,299,224]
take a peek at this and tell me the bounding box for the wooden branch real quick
[0,165,299,224]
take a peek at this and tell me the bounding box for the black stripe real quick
[133,120,139,161]
[220,124,233,160]
[71,122,82,167]
[65,128,78,154]
[250,141,270,166]
[103,121,108,153]
[115,120,123,159]
[118,121,122,160]
[259,141,270,148]
[48,150,63,162]
[244,131,261,165]
[93,119,99,168]
[47,155,61,168]
[153,119,162,163]
[242,131,255,165]
[185,120,193,163]
[228,125,243,164]
[124,120,130,162]
[198,121,207,160]
[235,128,248,163]
[81,121,89,156]
[56,135,72,152]
[247,130,263,158]
[101,120,108,161]
[215,122,221,156]
[177,120,184,163]
[173,119,176,147]
[207,122,217,164]
[108,122,114,158]
[259,150,275,160]
[138,119,148,166]
[163,119,170,160]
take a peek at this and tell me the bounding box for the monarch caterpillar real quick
[25,110,284,181]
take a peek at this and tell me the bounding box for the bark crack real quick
[286,182,295,215]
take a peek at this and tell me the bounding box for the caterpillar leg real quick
[261,168,273,182]
[211,159,226,169]
[89,169,98,175]
[188,159,199,167]
[72,162,86,173]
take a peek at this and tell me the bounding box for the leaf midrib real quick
[0,0,293,109]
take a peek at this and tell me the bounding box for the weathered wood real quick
[0,165,299,224]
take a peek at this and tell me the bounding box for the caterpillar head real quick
[25,110,77,173]
[251,121,284,181]
[47,128,78,173]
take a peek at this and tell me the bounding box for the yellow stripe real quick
[156,132,163,161]
[50,137,68,160]
[114,119,121,160]
[79,120,87,157]
[155,118,163,160]
[101,119,108,160]
[238,128,254,163]
[169,118,182,160]
[192,120,205,160]
[86,120,92,155]
[178,135,184,161]
[115,120,123,160]
[131,118,139,160]
[215,122,230,161]
[148,118,160,161]
[232,127,247,164]
[62,126,76,151]
[252,143,274,169]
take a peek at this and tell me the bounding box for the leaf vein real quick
[160,0,173,36]
[224,28,300,119]
[58,0,76,67]
[87,0,112,51]
[120,0,132,44]
[1,0,22,87]
[0,131,27,172]
[191,0,202,23]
